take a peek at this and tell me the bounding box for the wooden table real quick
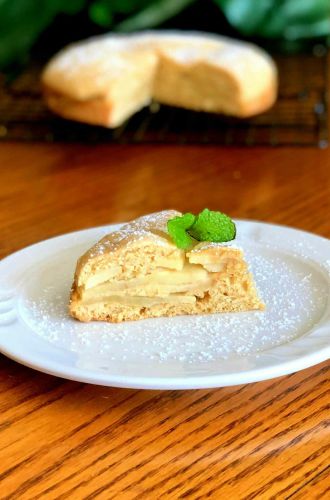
[0,143,329,499]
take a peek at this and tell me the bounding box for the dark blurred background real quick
[0,0,329,146]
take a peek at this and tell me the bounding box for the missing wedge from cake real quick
[69,210,265,323]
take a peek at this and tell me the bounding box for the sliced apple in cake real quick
[69,210,264,322]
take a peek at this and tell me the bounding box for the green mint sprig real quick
[167,212,195,249]
[167,209,236,249]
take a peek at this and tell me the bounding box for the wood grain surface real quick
[0,143,329,499]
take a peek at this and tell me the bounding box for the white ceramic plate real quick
[0,221,329,390]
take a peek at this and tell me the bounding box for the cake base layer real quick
[70,287,264,323]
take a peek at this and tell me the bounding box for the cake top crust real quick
[78,209,242,269]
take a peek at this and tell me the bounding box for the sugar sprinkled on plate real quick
[21,243,328,370]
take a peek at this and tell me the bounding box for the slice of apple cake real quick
[69,210,264,322]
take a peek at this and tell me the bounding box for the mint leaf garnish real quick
[167,213,195,249]
[167,209,236,248]
[189,209,236,242]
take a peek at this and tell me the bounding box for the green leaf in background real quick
[266,0,330,40]
[89,0,153,28]
[214,0,274,35]
[115,0,196,32]
[0,0,87,69]
[111,0,155,15]
[89,0,114,27]
[0,0,329,71]
[215,0,330,40]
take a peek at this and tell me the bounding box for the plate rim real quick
[1,339,330,389]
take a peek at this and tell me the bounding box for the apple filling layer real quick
[80,263,214,307]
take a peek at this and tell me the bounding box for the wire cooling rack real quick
[0,47,328,146]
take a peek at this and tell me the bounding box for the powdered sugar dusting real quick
[189,241,243,252]
[87,210,178,258]
[20,243,328,372]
